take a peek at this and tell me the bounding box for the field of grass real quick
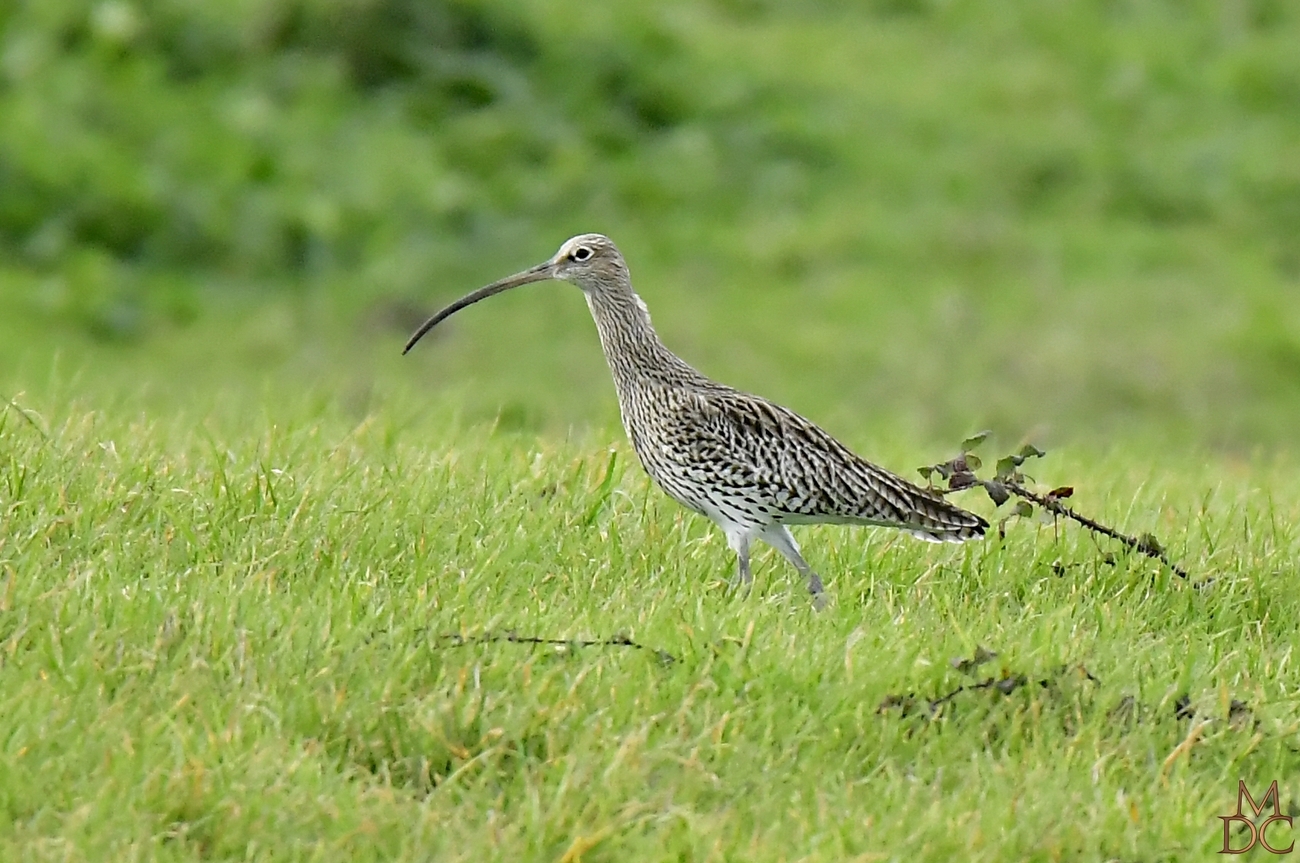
[2,393,1298,860]
[3,0,1300,859]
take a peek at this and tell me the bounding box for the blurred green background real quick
[2,0,1298,448]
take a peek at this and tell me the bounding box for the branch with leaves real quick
[919,432,1191,581]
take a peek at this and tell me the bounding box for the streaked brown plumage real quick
[405,234,987,601]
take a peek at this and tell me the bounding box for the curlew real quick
[404,234,987,603]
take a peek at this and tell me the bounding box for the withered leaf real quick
[1137,533,1164,555]
[995,674,1027,695]
[1228,699,1253,731]
[983,480,1010,506]
[947,471,979,491]
[877,693,916,714]
[951,645,998,675]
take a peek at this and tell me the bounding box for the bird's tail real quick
[904,490,988,543]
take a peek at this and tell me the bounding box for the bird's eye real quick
[571,246,592,262]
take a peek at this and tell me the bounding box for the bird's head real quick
[549,234,627,291]
[403,233,628,354]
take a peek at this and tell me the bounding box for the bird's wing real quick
[664,386,986,538]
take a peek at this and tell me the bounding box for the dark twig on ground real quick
[435,630,677,665]
[880,650,1257,737]
[879,653,1101,718]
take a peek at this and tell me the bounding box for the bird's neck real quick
[584,289,699,390]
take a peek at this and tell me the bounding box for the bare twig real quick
[879,661,1101,718]
[435,630,677,665]
[1001,480,1190,580]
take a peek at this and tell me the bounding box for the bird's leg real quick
[735,550,752,587]
[723,526,752,587]
[759,525,825,606]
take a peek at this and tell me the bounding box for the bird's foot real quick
[807,573,826,611]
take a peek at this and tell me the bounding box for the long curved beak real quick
[403,262,554,354]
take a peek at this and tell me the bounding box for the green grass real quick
[2,395,1297,860]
